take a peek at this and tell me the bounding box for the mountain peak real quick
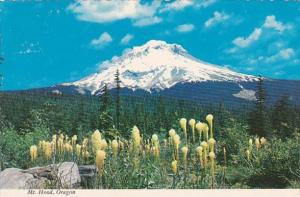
[143,40,167,47]
[129,40,187,56]
[64,40,258,94]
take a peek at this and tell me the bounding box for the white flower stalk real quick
[255,138,260,151]
[196,122,204,143]
[208,138,216,152]
[196,146,204,168]
[180,118,187,144]
[30,145,38,162]
[111,140,119,158]
[189,119,196,143]
[201,141,208,167]
[206,114,213,138]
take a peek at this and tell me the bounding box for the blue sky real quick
[0,0,299,90]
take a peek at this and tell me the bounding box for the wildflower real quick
[201,141,208,149]
[255,138,260,150]
[76,144,81,157]
[151,134,160,159]
[92,130,102,151]
[223,147,227,166]
[246,149,250,161]
[181,146,188,161]
[82,151,90,159]
[196,122,205,142]
[173,134,180,150]
[64,142,73,153]
[163,139,167,147]
[201,141,208,167]
[189,119,196,143]
[169,129,176,138]
[100,139,108,150]
[249,139,253,151]
[206,114,213,138]
[111,140,119,156]
[52,135,57,149]
[71,135,77,146]
[196,146,204,168]
[173,134,180,160]
[59,133,64,141]
[119,140,124,150]
[208,138,216,152]
[38,140,44,151]
[44,142,53,160]
[145,144,151,153]
[209,151,216,161]
[151,134,159,146]
[152,146,160,158]
[82,138,89,147]
[260,137,267,145]
[249,139,253,146]
[171,160,178,174]
[196,146,203,156]
[95,150,106,175]
[57,137,64,155]
[30,145,38,162]
[180,118,187,133]
[180,118,187,144]
[132,126,142,149]
[209,151,216,188]
[203,123,209,141]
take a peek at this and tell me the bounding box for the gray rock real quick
[0,168,46,189]
[0,162,81,189]
[56,162,81,188]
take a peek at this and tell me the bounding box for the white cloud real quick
[90,32,112,48]
[176,24,195,33]
[196,0,217,8]
[160,0,216,12]
[68,0,161,26]
[264,48,295,63]
[263,15,291,32]
[233,28,262,48]
[68,0,216,27]
[120,34,134,45]
[133,16,162,26]
[160,0,194,12]
[231,15,292,50]
[204,11,230,28]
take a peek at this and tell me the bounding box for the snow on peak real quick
[64,40,258,94]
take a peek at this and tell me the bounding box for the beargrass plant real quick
[19,114,300,189]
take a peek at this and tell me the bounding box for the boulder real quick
[0,162,81,189]
[0,168,46,189]
[56,162,81,188]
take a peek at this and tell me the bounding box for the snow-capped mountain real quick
[63,40,258,95]
[15,40,299,106]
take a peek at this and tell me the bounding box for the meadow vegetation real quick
[0,78,300,189]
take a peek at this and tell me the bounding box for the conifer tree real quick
[248,76,269,137]
[98,83,113,130]
[100,84,110,112]
[114,69,121,128]
[271,95,294,138]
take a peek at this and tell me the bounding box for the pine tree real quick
[98,84,113,130]
[271,96,294,139]
[100,84,110,112]
[114,69,121,128]
[248,76,269,137]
